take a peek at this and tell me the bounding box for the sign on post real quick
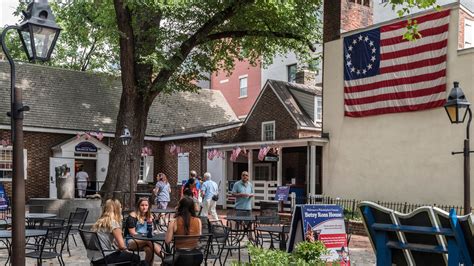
[287,204,350,265]
[274,186,290,201]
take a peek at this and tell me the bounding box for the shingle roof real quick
[0,61,238,136]
[265,79,322,128]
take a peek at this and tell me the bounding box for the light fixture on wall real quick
[444,82,472,215]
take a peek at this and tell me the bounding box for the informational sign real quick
[264,156,279,162]
[274,186,290,201]
[0,183,8,210]
[302,205,349,264]
[75,141,98,152]
[287,204,349,265]
[177,152,189,185]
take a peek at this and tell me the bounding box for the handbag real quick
[211,181,221,201]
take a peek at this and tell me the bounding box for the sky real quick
[1,0,21,27]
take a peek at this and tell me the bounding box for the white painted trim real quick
[238,95,248,99]
[261,121,275,141]
[203,137,328,150]
[159,132,211,141]
[206,123,243,133]
[219,79,229,84]
[460,4,474,18]
[297,126,321,131]
[238,74,248,79]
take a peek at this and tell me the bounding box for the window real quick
[138,155,154,184]
[261,121,275,141]
[315,96,322,122]
[465,19,474,49]
[349,0,370,6]
[253,164,275,181]
[0,147,12,180]
[239,77,248,98]
[0,146,27,181]
[287,64,297,83]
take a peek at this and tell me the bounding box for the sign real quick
[264,156,279,162]
[0,183,8,210]
[274,186,290,201]
[228,180,237,192]
[75,142,97,152]
[287,204,349,265]
[177,152,189,185]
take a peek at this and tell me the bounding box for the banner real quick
[301,205,350,264]
[275,186,290,201]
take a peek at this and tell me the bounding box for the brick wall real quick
[458,8,474,49]
[0,130,72,200]
[341,0,373,32]
[243,87,299,141]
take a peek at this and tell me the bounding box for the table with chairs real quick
[151,208,176,232]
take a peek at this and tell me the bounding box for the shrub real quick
[293,240,327,264]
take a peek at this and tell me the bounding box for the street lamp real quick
[0,1,61,265]
[119,126,133,209]
[444,81,472,215]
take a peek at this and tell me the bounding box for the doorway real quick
[75,159,97,197]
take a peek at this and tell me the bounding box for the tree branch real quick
[200,30,316,52]
[148,0,255,101]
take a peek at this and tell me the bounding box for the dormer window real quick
[262,121,275,141]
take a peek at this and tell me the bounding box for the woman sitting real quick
[124,198,162,264]
[165,196,202,249]
[88,199,140,265]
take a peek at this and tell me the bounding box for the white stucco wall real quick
[373,0,458,24]
[323,8,474,206]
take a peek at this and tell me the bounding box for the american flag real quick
[343,10,450,117]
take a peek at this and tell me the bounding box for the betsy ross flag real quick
[343,10,450,117]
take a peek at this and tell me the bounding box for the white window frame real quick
[287,64,297,83]
[465,19,474,48]
[138,155,154,184]
[315,96,322,122]
[261,121,275,141]
[0,146,27,182]
[239,75,248,98]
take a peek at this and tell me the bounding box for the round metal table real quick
[151,209,176,231]
[132,233,166,243]
[26,213,56,219]
[255,225,290,250]
[0,229,47,265]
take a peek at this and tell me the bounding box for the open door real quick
[50,158,75,199]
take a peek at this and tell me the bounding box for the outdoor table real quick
[0,229,47,265]
[255,225,290,250]
[226,216,257,242]
[7,213,57,219]
[151,209,176,232]
[132,233,166,243]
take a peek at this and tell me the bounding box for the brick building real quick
[0,61,240,202]
[211,0,373,119]
[204,79,327,209]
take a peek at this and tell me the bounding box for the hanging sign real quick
[75,142,97,152]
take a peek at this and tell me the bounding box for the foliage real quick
[234,242,327,266]
[293,240,328,264]
[387,0,440,40]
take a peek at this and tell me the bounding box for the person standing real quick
[153,173,171,209]
[200,172,219,220]
[76,166,89,198]
[231,171,254,215]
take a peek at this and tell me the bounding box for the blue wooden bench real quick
[359,201,474,265]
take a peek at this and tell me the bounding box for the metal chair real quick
[162,234,212,266]
[25,225,71,266]
[66,208,89,255]
[79,229,138,266]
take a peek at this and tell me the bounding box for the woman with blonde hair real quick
[87,199,140,265]
[153,173,171,209]
[125,197,162,264]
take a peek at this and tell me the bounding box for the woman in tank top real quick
[165,196,202,249]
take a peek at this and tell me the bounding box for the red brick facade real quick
[341,0,373,32]
[458,8,474,49]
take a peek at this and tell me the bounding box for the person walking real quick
[75,166,89,198]
[200,172,219,221]
[153,173,171,209]
[231,171,254,215]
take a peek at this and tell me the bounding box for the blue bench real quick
[359,201,474,265]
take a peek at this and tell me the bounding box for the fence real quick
[305,194,473,220]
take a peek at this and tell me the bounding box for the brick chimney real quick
[295,69,317,87]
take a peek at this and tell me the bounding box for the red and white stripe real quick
[344,10,450,117]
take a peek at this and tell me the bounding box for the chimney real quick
[323,0,341,43]
[295,69,317,87]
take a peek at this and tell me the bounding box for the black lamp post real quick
[0,1,60,265]
[119,126,133,209]
[444,81,472,215]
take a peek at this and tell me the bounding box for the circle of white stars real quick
[346,34,377,76]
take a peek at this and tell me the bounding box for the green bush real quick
[233,241,327,266]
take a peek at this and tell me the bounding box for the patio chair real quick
[200,216,211,234]
[162,234,212,266]
[254,215,280,248]
[211,223,248,265]
[79,229,139,266]
[66,208,89,255]
[25,225,71,266]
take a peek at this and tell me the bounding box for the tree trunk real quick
[100,88,150,208]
